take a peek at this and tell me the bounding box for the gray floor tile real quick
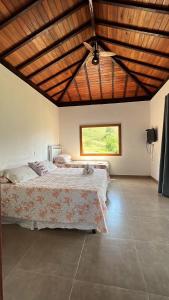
[76,236,146,291]
[149,295,169,300]
[70,280,149,300]
[4,268,72,300]
[130,216,169,243]
[16,229,85,278]
[2,255,18,279]
[136,241,169,297]
[2,225,37,278]
[105,214,133,239]
[2,224,37,256]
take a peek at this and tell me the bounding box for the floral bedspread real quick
[1,168,108,232]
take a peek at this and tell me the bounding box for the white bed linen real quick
[1,168,108,232]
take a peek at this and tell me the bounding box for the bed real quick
[56,160,110,175]
[49,145,110,175]
[1,168,108,233]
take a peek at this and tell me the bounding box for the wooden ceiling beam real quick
[116,55,169,73]
[16,21,91,70]
[57,52,89,103]
[98,35,169,59]
[57,96,152,107]
[113,58,151,95]
[143,82,159,89]
[130,71,163,82]
[96,19,169,39]
[27,37,92,79]
[0,0,39,30]
[37,58,83,87]
[88,0,96,37]
[50,89,65,98]
[27,44,83,80]
[1,1,88,58]
[98,40,151,95]
[94,0,169,14]
[45,77,72,93]
[148,76,169,99]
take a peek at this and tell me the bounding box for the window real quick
[80,124,121,156]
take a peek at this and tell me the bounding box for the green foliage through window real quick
[81,125,121,155]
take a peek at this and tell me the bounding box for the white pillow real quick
[54,154,71,164]
[4,166,38,184]
[40,160,57,172]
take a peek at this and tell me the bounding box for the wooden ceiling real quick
[0,0,169,107]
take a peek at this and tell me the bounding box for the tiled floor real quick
[2,178,169,300]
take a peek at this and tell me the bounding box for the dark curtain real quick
[158,94,169,197]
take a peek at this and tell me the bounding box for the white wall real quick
[150,80,169,181]
[59,102,150,175]
[2,60,166,178]
[0,64,59,170]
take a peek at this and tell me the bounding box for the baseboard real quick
[110,175,150,179]
[110,175,159,184]
[150,176,159,184]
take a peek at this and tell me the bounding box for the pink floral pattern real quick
[1,168,108,232]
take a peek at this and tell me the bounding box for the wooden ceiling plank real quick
[37,58,83,87]
[99,40,151,95]
[0,0,39,30]
[143,82,158,89]
[112,61,114,99]
[96,19,169,39]
[0,57,57,106]
[67,91,71,102]
[57,95,152,107]
[116,55,169,73]
[27,42,88,79]
[98,35,169,59]
[16,21,91,70]
[149,75,169,99]
[1,1,88,58]
[98,63,103,99]
[123,74,128,98]
[50,89,65,98]
[45,76,72,93]
[135,85,139,97]
[56,51,89,103]
[114,58,151,95]
[94,0,169,14]
[74,78,82,101]
[84,64,92,100]
[130,71,163,82]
